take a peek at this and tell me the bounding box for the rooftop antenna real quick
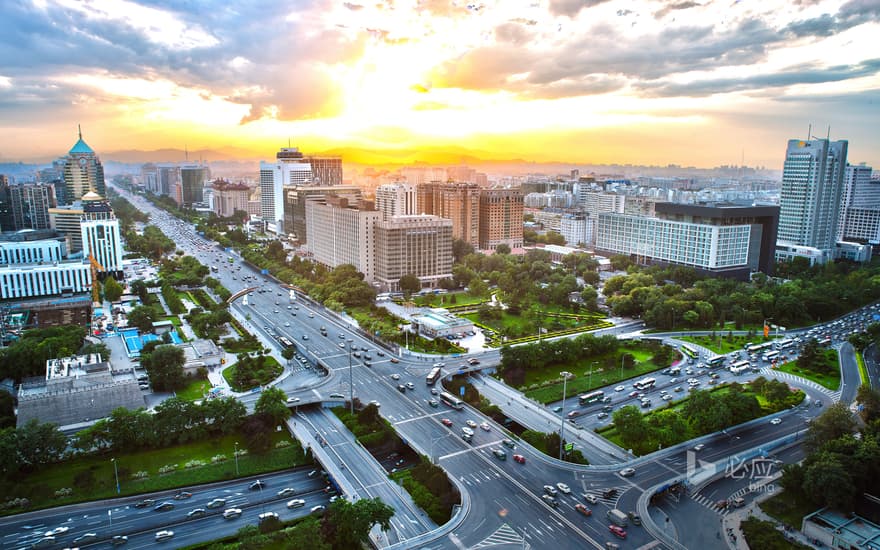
[827,126,831,140]
[78,124,82,140]
[807,124,811,141]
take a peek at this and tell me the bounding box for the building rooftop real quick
[413,308,472,330]
[805,508,880,549]
[69,137,95,155]
[46,353,106,380]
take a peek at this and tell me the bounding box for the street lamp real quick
[588,362,598,391]
[558,371,574,459]
[234,442,240,476]
[347,339,354,414]
[111,458,120,494]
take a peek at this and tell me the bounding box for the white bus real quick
[426,367,442,385]
[439,391,464,410]
[762,351,780,363]
[633,377,657,391]
[729,361,751,375]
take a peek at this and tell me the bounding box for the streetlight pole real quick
[111,458,120,494]
[589,362,597,391]
[620,354,625,379]
[347,339,354,414]
[558,371,573,460]
[234,442,240,476]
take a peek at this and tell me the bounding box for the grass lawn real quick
[760,490,817,528]
[1,432,308,515]
[520,346,665,404]
[177,376,212,401]
[411,291,486,309]
[776,349,840,391]
[223,356,282,392]
[857,351,869,385]
[161,315,182,326]
[680,334,778,355]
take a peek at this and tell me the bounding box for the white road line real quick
[438,441,497,460]
[393,411,448,425]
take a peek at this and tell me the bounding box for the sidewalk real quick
[721,481,815,549]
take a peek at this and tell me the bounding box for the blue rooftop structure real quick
[69,125,94,154]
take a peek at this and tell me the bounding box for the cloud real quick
[548,0,612,18]
[495,22,535,45]
[343,2,364,9]
[785,0,880,38]
[655,1,702,19]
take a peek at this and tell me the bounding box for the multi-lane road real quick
[61,184,867,549]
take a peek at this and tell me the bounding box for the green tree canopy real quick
[321,496,394,550]
[102,277,124,302]
[141,344,186,391]
[399,273,421,296]
[127,305,157,333]
[255,386,290,428]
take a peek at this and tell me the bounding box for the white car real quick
[480,422,491,431]
[223,508,242,519]
[693,443,705,452]
[582,493,599,504]
[155,530,175,542]
[391,373,400,380]
[661,394,673,401]
[556,482,571,494]
[770,418,782,425]
[466,420,477,429]
[614,385,625,392]
[287,499,306,508]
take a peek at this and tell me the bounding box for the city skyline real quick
[1,0,879,168]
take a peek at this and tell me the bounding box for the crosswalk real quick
[689,492,729,515]
[757,367,841,401]
[471,523,528,549]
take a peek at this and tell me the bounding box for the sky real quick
[0,0,878,168]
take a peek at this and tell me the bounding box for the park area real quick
[223,354,282,392]
[776,346,840,390]
[465,307,613,348]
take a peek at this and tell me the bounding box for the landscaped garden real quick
[775,342,840,390]
[176,374,212,401]
[223,354,282,392]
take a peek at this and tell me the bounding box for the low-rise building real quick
[802,508,880,550]
[412,308,474,339]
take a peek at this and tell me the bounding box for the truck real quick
[607,508,628,527]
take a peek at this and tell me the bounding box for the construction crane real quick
[88,254,106,305]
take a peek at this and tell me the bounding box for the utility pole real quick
[558,371,573,459]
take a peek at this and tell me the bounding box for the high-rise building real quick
[180,163,210,207]
[837,164,879,242]
[141,163,158,193]
[0,229,91,300]
[284,185,361,243]
[260,148,313,233]
[0,183,16,232]
[305,196,380,280]
[154,164,180,197]
[420,183,481,246]
[596,203,779,279]
[61,127,105,204]
[48,203,86,252]
[80,192,124,277]
[10,183,57,230]
[478,188,524,250]
[375,183,418,221]
[375,215,453,290]
[559,213,593,247]
[777,138,848,255]
[305,155,343,186]
[212,179,251,218]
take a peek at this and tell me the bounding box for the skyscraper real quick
[478,188,524,250]
[305,196,380,280]
[180,163,211,206]
[9,183,57,230]
[375,183,418,221]
[80,192,124,277]
[61,127,106,204]
[777,138,848,254]
[260,148,312,234]
[837,164,879,242]
[304,155,343,186]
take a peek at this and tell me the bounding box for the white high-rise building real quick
[305,196,380,280]
[837,164,878,242]
[375,183,418,221]
[777,138,848,257]
[80,192,124,276]
[260,147,312,233]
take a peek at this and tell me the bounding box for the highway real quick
[0,469,330,550]
[98,185,873,549]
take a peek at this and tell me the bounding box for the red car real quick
[608,525,627,539]
[513,454,526,464]
[575,504,591,516]
[441,418,453,427]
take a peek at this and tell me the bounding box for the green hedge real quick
[162,283,186,314]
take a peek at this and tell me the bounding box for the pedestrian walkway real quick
[721,479,816,549]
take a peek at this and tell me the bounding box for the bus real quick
[633,377,657,391]
[578,390,605,406]
[211,265,219,272]
[729,360,751,375]
[775,339,794,350]
[278,336,294,349]
[762,351,780,363]
[681,345,698,359]
[746,342,773,354]
[439,391,464,410]
[707,355,726,368]
[426,367,442,385]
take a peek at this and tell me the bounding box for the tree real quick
[612,406,651,454]
[452,239,474,263]
[102,277,124,302]
[15,419,67,470]
[357,403,381,428]
[141,344,186,391]
[241,414,272,455]
[127,305,157,333]
[255,387,290,428]
[857,385,880,423]
[203,397,246,435]
[321,497,394,550]
[495,243,511,255]
[0,390,14,429]
[399,273,421,296]
[287,517,331,550]
[281,347,296,362]
[803,453,856,509]
[107,407,155,451]
[806,402,857,451]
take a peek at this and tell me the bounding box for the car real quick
[430,388,439,395]
[557,482,571,494]
[287,397,301,404]
[670,378,679,383]
[513,454,526,464]
[45,526,69,537]
[339,342,346,348]
[187,508,207,518]
[582,493,599,504]
[770,418,782,425]
[441,418,453,427]
[461,426,474,436]
[369,400,381,408]
[311,505,326,514]
[628,390,639,398]
[619,467,636,477]
[462,432,473,442]
[134,498,156,508]
[693,443,705,452]
[284,322,290,327]
[628,511,642,525]
[278,487,297,497]
[466,420,477,429]
[614,385,625,392]
[428,398,439,407]
[480,422,491,431]
[330,393,345,399]
[287,499,306,508]
[397,384,407,393]
[154,501,175,512]
[552,406,563,412]
[543,484,559,496]
[406,381,415,390]
[391,373,401,380]
[502,438,515,448]
[608,525,627,539]
[597,412,609,420]
[155,530,175,542]
[390,357,399,363]
[259,511,280,522]
[173,491,193,500]
[110,535,128,546]
[73,533,98,544]
[206,498,226,509]
[662,394,673,401]
[492,448,507,460]
[674,386,684,392]
[249,480,266,490]
[575,503,592,516]
[223,508,242,519]
[377,350,385,356]
[541,494,559,507]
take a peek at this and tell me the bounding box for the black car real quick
[249,480,266,490]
